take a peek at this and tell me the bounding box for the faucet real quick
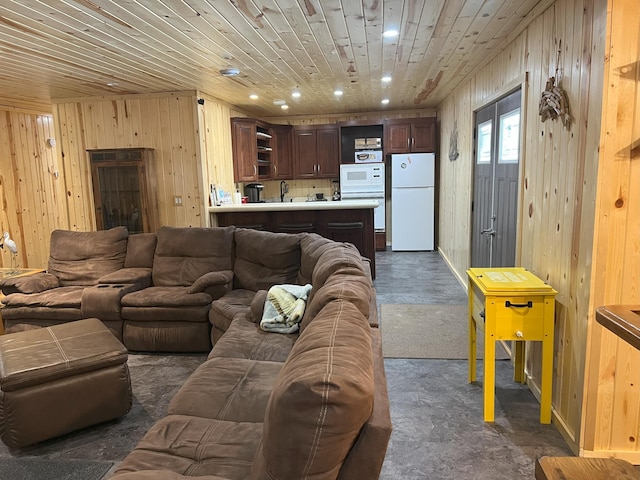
[280,181,289,202]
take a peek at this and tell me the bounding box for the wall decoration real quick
[539,76,570,127]
[448,121,459,161]
[539,39,571,127]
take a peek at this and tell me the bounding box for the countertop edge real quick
[209,199,379,213]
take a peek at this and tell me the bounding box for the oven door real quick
[341,193,385,231]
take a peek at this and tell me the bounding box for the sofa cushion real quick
[300,272,371,334]
[209,289,256,333]
[208,316,296,362]
[121,286,212,308]
[48,227,129,286]
[250,299,374,480]
[168,357,282,423]
[233,229,301,291]
[125,233,157,268]
[152,226,235,287]
[311,242,367,288]
[112,415,261,480]
[297,233,336,285]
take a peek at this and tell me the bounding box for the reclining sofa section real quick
[0,226,392,479]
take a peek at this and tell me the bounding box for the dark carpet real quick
[0,353,207,478]
[0,458,113,480]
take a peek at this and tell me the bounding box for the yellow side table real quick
[467,267,557,423]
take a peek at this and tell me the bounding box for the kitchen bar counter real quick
[210,199,377,278]
[209,199,378,213]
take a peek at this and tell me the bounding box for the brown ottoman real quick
[0,318,132,448]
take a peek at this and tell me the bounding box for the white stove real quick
[340,162,385,231]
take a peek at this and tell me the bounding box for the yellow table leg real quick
[468,282,476,383]
[514,340,525,383]
[483,309,496,422]
[540,298,555,424]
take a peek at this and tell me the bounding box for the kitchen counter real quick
[209,199,378,213]
[210,199,378,278]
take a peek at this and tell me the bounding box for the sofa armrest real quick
[0,273,59,295]
[250,290,268,323]
[99,268,152,289]
[187,270,234,299]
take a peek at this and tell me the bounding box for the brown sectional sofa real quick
[0,226,391,479]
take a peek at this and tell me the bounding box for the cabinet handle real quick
[505,300,533,308]
[253,165,257,175]
[317,164,321,174]
[328,222,364,229]
[274,164,277,175]
[407,137,410,149]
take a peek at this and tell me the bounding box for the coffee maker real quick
[244,183,264,203]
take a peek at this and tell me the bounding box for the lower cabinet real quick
[215,208,376,278]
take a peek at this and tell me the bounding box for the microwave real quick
[354,150,383,163]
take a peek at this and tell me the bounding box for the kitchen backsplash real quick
[239,178,335,203]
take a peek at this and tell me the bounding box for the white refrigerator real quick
[391,153,435,251]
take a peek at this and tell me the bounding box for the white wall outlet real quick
[174,196,183,206]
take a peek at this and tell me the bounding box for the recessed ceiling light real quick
[381,75,392,83]
[249,94,258,100]
[281,104,289,110]
[381,98,390,105]
[106,82,119,87]
[383,30,399,38]
[292,90,301,98]
[220,68,240,76]
[273,99,286,106]
[334,89,343,96]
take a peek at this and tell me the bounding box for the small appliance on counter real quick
[244,183,264,203]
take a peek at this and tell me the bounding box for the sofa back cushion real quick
[48,227,129,286]
[250,299,374,480]
[124,233,157,268]
[297,233,336,285]
[152,226,235,286]
[233,229,301,291]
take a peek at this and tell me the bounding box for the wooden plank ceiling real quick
[0,0,546,116]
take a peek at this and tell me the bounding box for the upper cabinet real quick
[384,117,436,154]
[293,125,340,179]
[270,124,294,180]
[231,118,292,182]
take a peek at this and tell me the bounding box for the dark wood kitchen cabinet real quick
[293,125,340,179]
[384,117,436,154]
[231,118,293,182]
[270,124,294,180]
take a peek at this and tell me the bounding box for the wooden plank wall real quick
[437,0,605,454]
[581,0,640,462]
[52,92,209,230]
[196,92,246,225]
[0,108,67,268]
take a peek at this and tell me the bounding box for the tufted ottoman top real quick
[0,318,128,392]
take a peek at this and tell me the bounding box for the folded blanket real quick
[260,284,313,334]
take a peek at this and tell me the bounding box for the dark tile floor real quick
[375,250,573,479]
[0,250,574,479]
